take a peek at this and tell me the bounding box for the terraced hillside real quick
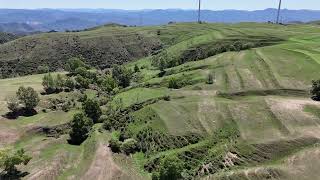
[0,23,320,180]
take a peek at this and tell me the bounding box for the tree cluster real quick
[7,86,40,116]
[0,148,31,176]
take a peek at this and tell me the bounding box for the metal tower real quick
[276,0,282,24]
[198,0,201,23]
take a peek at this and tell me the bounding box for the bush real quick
[206,73,214,84]
[0,148,31,175]
[158,155,184,180]
[311,80,320,101]
[68,113,93,145]
[16,86,40,111]
[100,75,118,93]
[42,73,56,94]
[120,138,138,155]
[66,57,88,74]
[65,77,76,91]
[6,96,20,113]
[168,78,180,89]
[82,99,102,123]
[75,75,90,89]
[112,65,132,88]
[109,138,122,153]
[37,65,49,74]
[134,64,140,73]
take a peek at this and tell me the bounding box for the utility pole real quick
[198,0,201,23]
[276,0,282,24]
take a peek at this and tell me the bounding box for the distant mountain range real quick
[1,8,320,34]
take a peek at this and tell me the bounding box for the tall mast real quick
[276,0,282,24]
[198,0,201,23]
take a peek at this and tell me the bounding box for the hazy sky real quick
[0,0,319,10]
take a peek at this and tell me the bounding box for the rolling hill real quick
[0,22,320,180]
[1,8,320,33]
[0,24,162,78]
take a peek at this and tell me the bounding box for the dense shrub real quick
[311,80,320,101]
[6,96,20,113]
[16,86,40,111]
[100,75,118,93]
[168,78,180,89]
[0,148,31,175]
[153,155,184,180]
[112,65,133,88]
[75,75,90,89]
[66,57,88,74]
[68,113,93,145]
[82,99,102,123]
[206,73,214,84]
[120,138,138,155]
[109,138,122,153]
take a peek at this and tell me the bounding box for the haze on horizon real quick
[0,0,320,10]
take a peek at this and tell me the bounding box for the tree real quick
[206,73,214,84]
[134,64,140,73]
[168,78,180,89]
[55,74,65,91]
[75,75,90,89]
[311,80,320,101]
[157,155,184,180]
[64,77,76,91]
[109,138,122,153]
[112,65,132,88]
[16,87,40,111]
[0,148,31,175]
[100,75,118,93]
[82,99,102,123]
[6,96,20,113]
[66,57,88,74]
[120,139,138,155]
[69,113,93,145]
[42,73,56,94]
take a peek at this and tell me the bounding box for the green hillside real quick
[0,23,320,180]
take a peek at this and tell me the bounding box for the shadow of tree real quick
[0,170,29,180]
[1,108,37,120]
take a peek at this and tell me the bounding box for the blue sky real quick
[0,0,319,10]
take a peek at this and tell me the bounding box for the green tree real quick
[112,65,132,88]
[82,99,102,123]
[64,77,76,91]
[16,87,40,111]
[69,113,93,145]
[0,148,31,175]
[134,64,140,73]
[42,73,56,94]
[120,139,138,155]
[311,80,320,101]
[55,74,65,91]
[75,75,90,89]
[66,57,88,74]
[158,155,184,180]
[6,96,20,113]
[101,75,118,93]
[206,73,214,84]
[168,78,180,89]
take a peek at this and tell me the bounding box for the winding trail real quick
[81,142,127,180]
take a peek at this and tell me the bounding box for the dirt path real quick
[81,143,127,180]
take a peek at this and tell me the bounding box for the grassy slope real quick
[0,23,320,179]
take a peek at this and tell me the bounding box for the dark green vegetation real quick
[1,22,320,180]
[311,79,320,101]
[0,25,162,78]
[0,148,31,178]
[0,32,18,44]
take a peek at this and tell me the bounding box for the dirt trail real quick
[81,143,127,180]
